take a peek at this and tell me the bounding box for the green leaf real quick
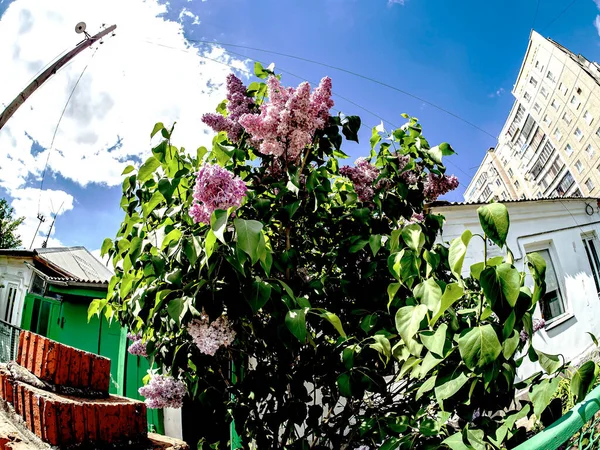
[470,262,485,280]
[478,203,510,248]
[234,219,265,265]
[337,373,352,397]
[430,283,464,326]
[589,332,599,347]
[197,146,208,162]
[387,282,401,309]
[416,375,436,400]
[388,250,420,288]
[349,239,369,253]
[142,191,165,217]
[205,229,217,259]
[318,311,347,337]
[150,122,165,138]
[254,61,269,79]
[421,323,447,357]
[138,156,161,182]
[413,278,442,312]
[121,165,135,175]
[420,351,444,378]
[369,234,383,256]
[248,280,272,312]
[530,377,561,417]
[285,308,308,342]
[495,263,521,307]
[395,304,428,343]
[571,361,598,402]
[536,350,562,374]
[458,325,502,370]
[503,330,520,359]
[167,298,187,325]
[448,230,472,279]
[442,432,470,450]
[161,228,181,250]
[100,238,112,257]
[211,209,229,244]
[369,335,392,363]
[341,115,361,142]
[402,224,425,252]
[435,372,468,404]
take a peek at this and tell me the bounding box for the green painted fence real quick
[515,384,600,450]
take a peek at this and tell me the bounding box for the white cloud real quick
[488,88,505,98]
[0,0,249,248]
[595,15,600,37]
[388,0,405,5]
[9,187,74,248]
[179,7,200,25]
[594,0,600,10]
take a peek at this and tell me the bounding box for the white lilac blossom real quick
[138,374,187,409]
[188,311,236,356]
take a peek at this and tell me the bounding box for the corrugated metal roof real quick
[34,246,113,284]
[429,196,599,208]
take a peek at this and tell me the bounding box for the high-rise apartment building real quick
[465,31,600,202]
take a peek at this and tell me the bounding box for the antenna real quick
[30,213,46,249]
[74,22,87,34]
[41,201,65,249]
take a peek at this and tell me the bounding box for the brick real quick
[16,331,25,366]
[68,349,81,387]
[42,340,58,381]
[42,399,59,446]
[23,388,32,431]
[79,353,91,388]
[54,343,71,386]
[90,356,110,393]
[84,403,97,442]
[4,377,14,405]
[32,395,43,439]
[134,403,147,436]
[72,403,85,443]
[25,334,37,373]
[57,402,73,445]
[33,336,47,379]
[0,371,5,399]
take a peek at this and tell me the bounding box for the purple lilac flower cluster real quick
[397,155,421,185]
[340,158,380,202]
[239,76,334,163]
[423,173,460,201]
[188,311,236,356]
[189,163,247,224]
[202,74,255,143]
[127,332,147,357]
[520,318,546,342]
[407,212,425,224]
[138,374,187,409]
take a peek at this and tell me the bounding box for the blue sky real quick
[1,0,600,254]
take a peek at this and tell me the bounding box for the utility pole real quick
[0,23,117,131]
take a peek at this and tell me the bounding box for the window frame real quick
[582,233,600,298]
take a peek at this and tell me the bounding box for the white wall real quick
[0,256,33,327]
[432,198,600,379]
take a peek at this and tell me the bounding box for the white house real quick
[0,249,34,327]
[431,196,600,379]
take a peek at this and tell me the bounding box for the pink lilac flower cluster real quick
[423,173,459,201]
[239,76,334,163]
[127,332,147,357]
[520,318,546,342]
[407,212,425,224]
[340,158,380,202]
[397,155,421,185]
[188,311,236,356]
[202,74,255,143]
[189,163,247,224]
[138,374,187,409]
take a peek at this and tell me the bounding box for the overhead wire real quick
[185,38,498,141]
[541,0,579,31]
[531,0,541,30]
[37,47,98,215]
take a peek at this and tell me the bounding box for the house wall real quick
[433,199,600,379]
[0,256,33,326]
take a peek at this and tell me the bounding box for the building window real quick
[555,171,575,196]
[528,249,565,321]
[496,179,501,187]
[551,99,560,110]
[530,77,538,88]
[565,144,573,156]
[577,87,583,95]
[586,178,595,193]
[558,82,568,96]
[508,168,514,177]
[574,127,584,141]
[524,92,532,103]
[547,71,556,83]
[583,235,600,295]
[597,127,600,138]
[587,144,595,158]
[543,115,551,126]
[554,128,562,141]
[575,160,584,173]
[3,284,18,323]
[541,86,549,98]
[570,95,581,109]
[533,103,542,114]
[515,180,520,189]
[562,112,572,125]
[584,111,594,126]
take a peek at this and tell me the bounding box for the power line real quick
[531,0,541,30]
[37,48,98,215]
[541,0,579,31]
[186,38,498,140]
